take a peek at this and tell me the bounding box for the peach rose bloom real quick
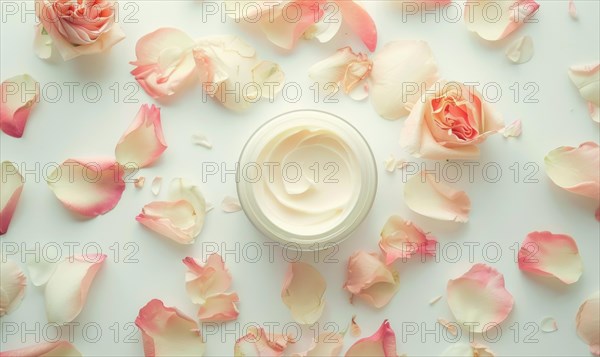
[401,81,504,160]
[36,0,125,60]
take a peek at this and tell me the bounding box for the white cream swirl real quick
[254,126,361,236]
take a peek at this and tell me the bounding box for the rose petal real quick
[135,299,205,357]
[332,0,377,51]
[0,260,26,316]
[576,292,600,356]
[47,23,125,61]
[221,196,242,213]
[518,231,583,284]
[46,159,125,217]
[1,161,24,235]
[568,0,578,19]
[404,172,471,223]
[0,341,81,357]
[304,5,342,44]
[115,104,167,169]
[441,343,495,357]
[351,315,361,337]
[429,295,442,305]
[183,254,232,304]
[151,177,162,195]
[447,263,514,333]
[568,63,600,123]
[137,178,206,244]
[1,74,39,138]
[130,28,197,99]
[501,119,522,138]
[541,317,558,332]
[544,142,600,200]
[464,0,540,41]
[192,132,213,149]
[45,254,106,324]
[25,255,58,287]
[198,293,240,322]
[281,261,326,325]
[505,36,534,64]
[135,177,146,188]
[344,251,399,308]
[345,320,398,357]
[383,155,397,173]
[292,332,344,357]
[234,326,291,357]
[194,36,285,111]
[370,40,439,119]
[379,215,437,265]
[437,318,459,336]
[34,25,53,59]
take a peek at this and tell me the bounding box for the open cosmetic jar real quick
[237,110,377,250]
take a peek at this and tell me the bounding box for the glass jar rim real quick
[236,109,378,251]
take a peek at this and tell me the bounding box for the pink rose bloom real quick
[401,81,504,160]
[35,0,125,60]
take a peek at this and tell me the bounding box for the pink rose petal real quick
[45,254,106,324]
[568,63,599,123]
[0,341,81,357]
[464,0,540,41]
[576,292,600,356]
[344,251,399,308]
[568,0,578,19]
[115,104,167,169]
[544,142,600,200]
[292,332,344,357]
[234,326,292,356]
[1,161,24,235]
[135,299,205,357]
[404,172,471,223]
[379,215,437,265]
[351,315,361,337]
[370,40,439,119]
[183,254,232,304]
[518,231,583,284]
[198,293,240,322]
[447,263,514,333]
[46,159,125,218]
[281,261,326,324]
[137,178,206,244]
[345,320,398,357]
[130,28,197,99]
[332,0,377,51]
[1,74,39,138]
[0,260,26,316]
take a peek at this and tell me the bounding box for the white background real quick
[1,0,599,356]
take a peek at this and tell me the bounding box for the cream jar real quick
[237,110,377,250]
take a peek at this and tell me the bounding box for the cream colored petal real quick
[281,261,326,325]
[0,161,25,235]
[151,177,162,195]
[544,142,600,200]
[501,119,522,138]
[192,132,213,149]
[506,36,534,64]
[221,196,242,213]
[465,0,540,41]
[576,292,600,356]
[0,260,26,316]
[568,63,600,122]
[34,25,52,59]
[541,317,558,332]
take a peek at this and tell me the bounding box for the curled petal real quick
[544,142,600,200]
[464,0,540,41]
[135,299,205,357]
[115,104,167,169]
[1,161,24,235]
[576,292,600,356]
[541,317,558,332]
[0,341,81,357]
[501,119,522,138]
[292,332,343,357]
[25,255,57,287]
[568,63,599,123]
[137,178,206,244]
[447,264,514,333]
[198,293,240,322]
[1,74,39,138]
[332,0,377,51]
[370,40,439,119]
[183,254,232,304]
[234,326,292,357]
[505,36,534,64]
[379,215,437,265]
[404,172,471,223]
[345,320,397,357]
[0,260,26,316]
[221,196,242,213]
[130,28,197,99]
[46,159,125,217]
[304,5,342,43]
[194,36,285,111]
[350,315,361,337]
[518,231,583,284]
[344,251,399,308]
[45,254,106,324]
[34,25,53,59]
[308,47,372,99]
[281,261,326,324]
[151,177,162,195]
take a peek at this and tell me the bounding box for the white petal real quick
[151,176,163,195]
[192,132,213,149]
[221,196,242,213]
[281,262,326,325]
[541,317,558,332]
[0,260,26,316]
[501,119,522,138]
[505,36,534,64]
